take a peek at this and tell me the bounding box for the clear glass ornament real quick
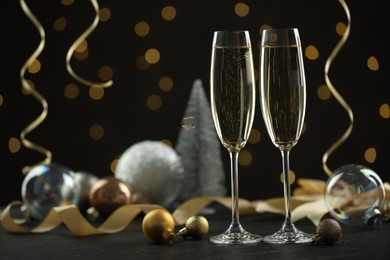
[21,163,79,220]
[324,164,386,227]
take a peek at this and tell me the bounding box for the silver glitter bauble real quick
[73,171,99,213]
[21,163,78,220]
[115,140,184,207]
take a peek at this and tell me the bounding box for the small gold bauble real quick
[177,215,209,239]
[142,209,176,244]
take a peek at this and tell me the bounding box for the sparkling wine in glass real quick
[259,28,314,243]
[209,30,262,244]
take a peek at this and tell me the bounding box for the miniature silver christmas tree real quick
[175,79,227,202]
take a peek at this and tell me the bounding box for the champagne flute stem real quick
[281,149,294,230]
[229,151,241,229]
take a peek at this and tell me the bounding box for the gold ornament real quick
[89,176,132,218]
[142,209,176,245]
[176,215,209,239]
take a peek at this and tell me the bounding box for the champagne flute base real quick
[263,227,313,244]
[209,226,262,244]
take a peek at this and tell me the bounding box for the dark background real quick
[0,0,388,206]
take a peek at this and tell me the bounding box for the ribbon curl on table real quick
[1,201,163,236]
[1,179,331,236]
[66,0,113,88]
[19,0,52,174]
[322,0,353,177]
[3,179,388,236]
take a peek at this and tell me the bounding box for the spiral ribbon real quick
[19,0,52,174]
[322,0,353,177]
[66,0,113,88]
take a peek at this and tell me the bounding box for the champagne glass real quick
[209,30,262,244]
[259,28,314,243]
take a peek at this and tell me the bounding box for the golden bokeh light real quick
[161,6,176,21]
[270,33,278,42]
[89,86,104,100]
[53,16,67,31]
[364,147,377,163]
[61,0,74,6]
[135,21,150,37]
[159,76,173,92]
[99,7,111,22]
[145,48,160,64]
[136,55,151,70]
[147,94,162,110]
[305,45,319,60]
[75,40,88,53]
[248,129,261,144]
[317,85,331,100]
[8,137,21,153]
[259,24,272,36]
[110,158,119,174]
[28,59,41,74]
[64,83,79,99]
[0,94,3,106]
[161,139,173,147]
[336,21,346,36]
[235,2,250,17]
[98,66,113,81]
[75,49,89,60]
[239,150,253,166]
[379,103,389,119]
[367,56,379,71]
[280,170,296,184]
[89,124,105,140]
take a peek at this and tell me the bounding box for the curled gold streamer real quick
[1,182,328,236]
[0,201,163,236]
[322,0,354,177]
[19,0,52,174]
[66,0,113,88]
[2,180,386,235]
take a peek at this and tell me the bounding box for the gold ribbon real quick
[19,0,52,174]
[322,0,353,177]
[1,201,164,236]
[66,0,113,88]
[3,179,389,236]
[1,179,335,236]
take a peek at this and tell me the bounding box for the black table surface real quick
[1,204,389,260]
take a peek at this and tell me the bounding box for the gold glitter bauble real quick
[177,215,209,239]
